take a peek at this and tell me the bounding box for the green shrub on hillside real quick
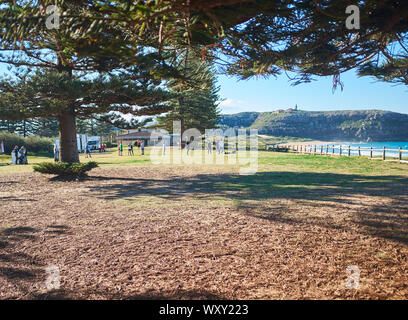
[33,161,98,178]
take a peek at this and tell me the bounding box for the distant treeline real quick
[0,118,59,138]
[0,118,117,138]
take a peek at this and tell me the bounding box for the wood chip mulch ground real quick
[0,166,407,299]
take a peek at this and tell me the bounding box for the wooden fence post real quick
[370,147,373,159]
[383,146,386,161]
[399,147,402,161]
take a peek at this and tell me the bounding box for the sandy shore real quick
[278,140,343,146]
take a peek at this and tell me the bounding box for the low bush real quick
[103,141,117,148]
[24,135,54,153]
[0,131,54,154]
[33,161,98,178]
[266,146,289,152]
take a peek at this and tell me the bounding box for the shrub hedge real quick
[103,141,117,148]
[0,131,54,154]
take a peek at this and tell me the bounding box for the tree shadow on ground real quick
[87,171,408,245]
[0,196,37,201]
[0,225,70,297]
[0,227,43,284]
[0,225,223,300]
[29,288,223,300]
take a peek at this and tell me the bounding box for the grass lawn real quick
[0,148,407,299]
[0,148,152,174]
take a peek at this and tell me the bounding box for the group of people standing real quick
[11,146,28,164]
[206,138,225,154]
[118,140,145,156]
[185,138,225,155]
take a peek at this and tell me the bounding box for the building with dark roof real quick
[115,130,181,146]
[115,130,163,146]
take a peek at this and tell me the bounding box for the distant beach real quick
[279,140,408,158]
[280,141,408,148]
[279,140,339,146]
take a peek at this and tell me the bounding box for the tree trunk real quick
[91,119,95,136]
[178,96,185,148]
[58,106,79,163]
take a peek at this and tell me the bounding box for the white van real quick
[87,136,101,151]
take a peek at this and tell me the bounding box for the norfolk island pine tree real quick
[0,1,174,163]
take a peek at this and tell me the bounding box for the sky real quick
[217,70,408,115]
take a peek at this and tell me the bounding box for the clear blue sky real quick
[217,70,408,115]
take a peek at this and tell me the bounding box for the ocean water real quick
[310,142,408,158]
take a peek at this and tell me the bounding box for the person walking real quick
[18,146,27,164]
[162,140,166,156]
[207,140,212,154]
[118,143,123,156]
[23,147,28,164]
[12,146,19,164]
[128,143,133,156]
[141,141,145,155]
[186,140,194,156]
[85,144,92,158]
[54,143,59,162]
